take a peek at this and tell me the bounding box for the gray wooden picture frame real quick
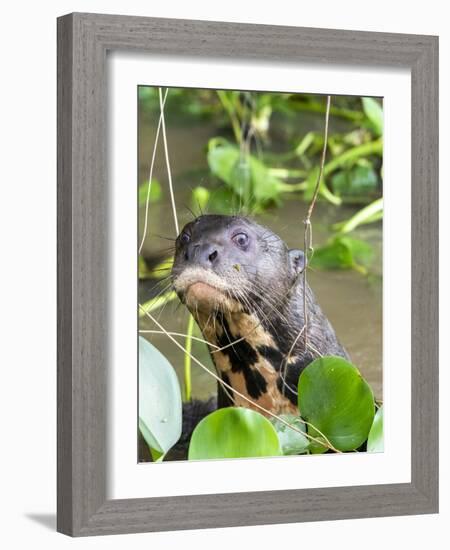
[57,12,439,537]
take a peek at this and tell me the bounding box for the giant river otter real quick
[139,214,349,461]
[172,214,348,412]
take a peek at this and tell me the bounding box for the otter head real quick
[171,215,305,319]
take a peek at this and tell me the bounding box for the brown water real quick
[138,114,383,400]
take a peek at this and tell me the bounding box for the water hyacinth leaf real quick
[188,407,282,460]
[206,187,239,214]
[249,156,282,206]
[362,97,383,136]
[340,236,374,268]
[207,139,282,209]
[138,179,162,206]
[139,337,182,457]
[331,165,378,199]
[310,236,373,273]
[298,356,375,452]
[207,139,240,187]
[310,237,354,270]
[367,406,384,453]
[271,415,310,455]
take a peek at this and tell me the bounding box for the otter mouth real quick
[173,267,241,313]
[185,281,225,308]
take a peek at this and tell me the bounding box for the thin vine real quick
[302,95,331,350]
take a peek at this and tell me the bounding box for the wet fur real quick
[172,215,349,413]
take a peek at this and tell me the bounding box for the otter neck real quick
[192,308,298,416]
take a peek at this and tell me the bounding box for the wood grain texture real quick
[57,12,439,536]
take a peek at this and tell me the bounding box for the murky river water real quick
[138,113,383,401]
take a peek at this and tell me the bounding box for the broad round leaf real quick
[188,407,281,460]
[367,406,384,453]
[207,139,282,209]
[310,236,373,272]
[139,336,182,455]
[298,356,375,452]
[271,415,310,455]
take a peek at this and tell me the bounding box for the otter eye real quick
[232,232,249,248]
[179,232,190,245]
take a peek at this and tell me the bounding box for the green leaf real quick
[367,406,384,452]
[188,407,282,460]
[271,415,310,455]
[331,165,378,198]
[191,186,210,212]
[298,356,375,452]
[249,156,282,206]
[138,255,151,279]
[207,139,282,210]
[309,236,373,273]
[207,187,239,214]
[208,141,239,187]
[138,179,162,206]
[339,236,374,267]
[139,337,182,457]
[362,98,383,136]
[147,256,174,279]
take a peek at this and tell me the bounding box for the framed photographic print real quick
[57,13,438,536]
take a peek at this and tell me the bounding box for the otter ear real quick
[289,249,305,275]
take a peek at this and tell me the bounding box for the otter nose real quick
[187,242,220,268]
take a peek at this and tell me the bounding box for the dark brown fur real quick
[172,215,349,414]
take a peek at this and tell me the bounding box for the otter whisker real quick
[183,203,198,220]
[139,329,220,349]
[154,285,178,323]
[152,233,177,242]
[146,276,174,292]
[249,280,292,315]
[147,279,175,301]
[244,282,292,328]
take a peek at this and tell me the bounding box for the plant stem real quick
[138,290,178,317]
[333,197,383,233]
[217,90,242,144]
[138,89,168,254]
[184,314,195,402]
[159,88,179,235]
[269,167,307,179]
[289,99,364,122]
[323,138,382,176]
[276,181,307,192]
[303,95,332,351]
